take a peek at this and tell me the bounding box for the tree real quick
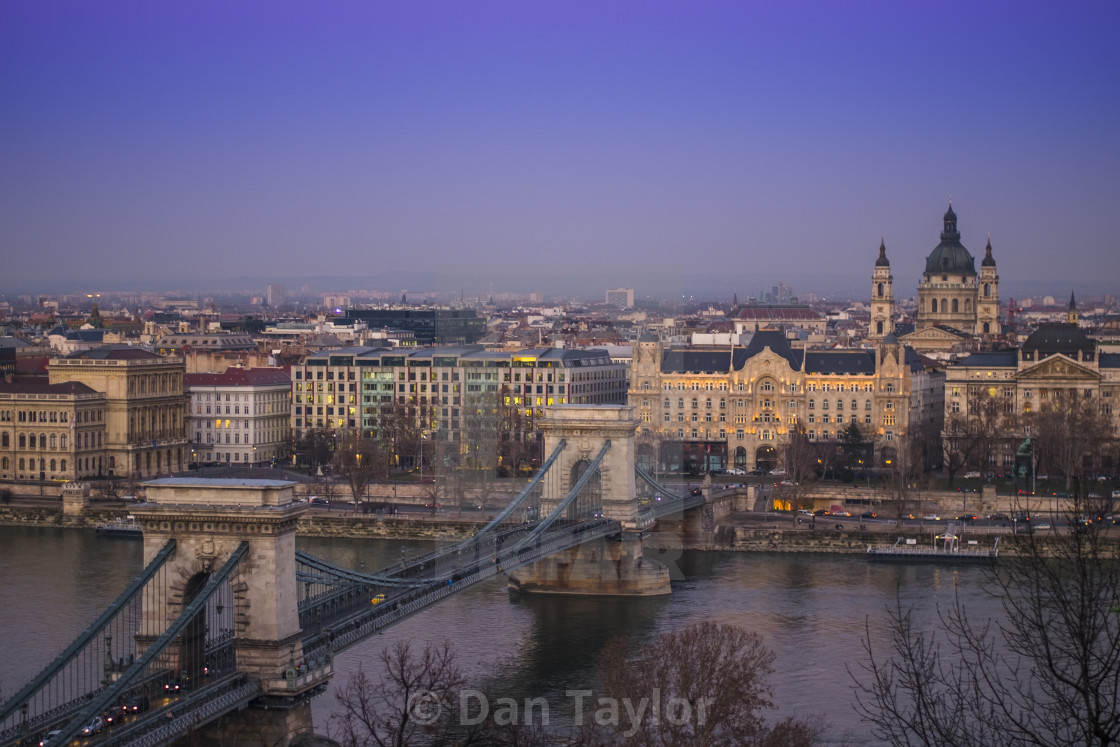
[592,621,823,746]
[329,639,491,747]
[333,432,389,508]
[1031,391,1115,493]
[854,491,1120,746]
[780,421,816,509]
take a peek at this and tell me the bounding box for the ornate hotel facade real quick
[629,331,941,473]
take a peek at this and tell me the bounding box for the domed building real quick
[871,201,1001,351]
[915,201,1001,336]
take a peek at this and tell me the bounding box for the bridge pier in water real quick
[509,405,672,596]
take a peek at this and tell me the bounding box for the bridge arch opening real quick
[178,572,210,690]
[569,459,602,520]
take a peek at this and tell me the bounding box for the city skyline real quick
[3,1,1119,295]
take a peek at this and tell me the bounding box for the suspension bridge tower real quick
[509,405,671,595]
[132,478,330,745]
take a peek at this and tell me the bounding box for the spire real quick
[941,199,960,241]
[875,237,890,267]
[1068,290,1079,325]
[1069,290,1077,310]
[982,234,996,267]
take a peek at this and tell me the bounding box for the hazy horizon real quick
[3,2,1118,298]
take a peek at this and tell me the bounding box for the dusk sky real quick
[3,1,1119,299]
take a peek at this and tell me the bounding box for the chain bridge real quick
[0,406,717,747]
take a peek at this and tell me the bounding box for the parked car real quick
[922,514,941,521]
[747,469,766,476]
[963,471,981,479]
[769,468,788,476]
[726,468,746,476]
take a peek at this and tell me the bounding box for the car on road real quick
[747,469,766,476]
[860,511,878,519]
[797,509,814,517]
[963,471,981,479]
[726,468,746,476]
[956,515,979,522]
[38,731,61,747]
[124,695,150,713]
[769,468,788,476]
[80,716,104,736]
[1034,522,1052,530]
[922,514,941,521]
[308,496,330,505]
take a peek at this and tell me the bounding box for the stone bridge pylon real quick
[132,478,329,746]
[509,405,672,596]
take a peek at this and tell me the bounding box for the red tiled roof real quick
[184,367,291,388]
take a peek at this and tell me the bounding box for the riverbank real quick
[0,503,1079,557]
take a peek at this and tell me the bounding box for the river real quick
[0,526,1000,744]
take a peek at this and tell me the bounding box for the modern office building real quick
[343,308,485,344]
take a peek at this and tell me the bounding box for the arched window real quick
[983,322,990,334]
[19,458,25,470]
[877,283,884,297]
[951,298,959,313]
[49,434,57,449]
[1,432,7,448]
[876,321,883,335]
[18,433,25,448]
[940,299,948,314]
[49,459,56,471]
[931,299,937,313]
[984,283,991,297]
[60,459,67,471]
[965,299,972,313]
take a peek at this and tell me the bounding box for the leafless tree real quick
[853,492,1120,746]
[333,431,389,509]
[329,639,491,747]
[780,421,816,508]
[591,620,824,746]
[1030,390,1115,493]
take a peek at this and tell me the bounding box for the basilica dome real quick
[923,204,976,276]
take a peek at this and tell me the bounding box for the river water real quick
[0,526,1000,744]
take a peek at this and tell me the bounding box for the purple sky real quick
[3,1,1119,299]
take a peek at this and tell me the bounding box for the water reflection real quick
[1,528,1002,745]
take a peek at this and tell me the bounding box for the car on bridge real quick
[38,730,61,746]
[80,716,104,736]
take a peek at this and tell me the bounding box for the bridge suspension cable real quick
[44,542,250,747]
[513,440,610,547]
[0,539,177,730]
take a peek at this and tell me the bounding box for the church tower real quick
[869,238,894,340]
[976,235,1001,336]
[1067,291,1079,325]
